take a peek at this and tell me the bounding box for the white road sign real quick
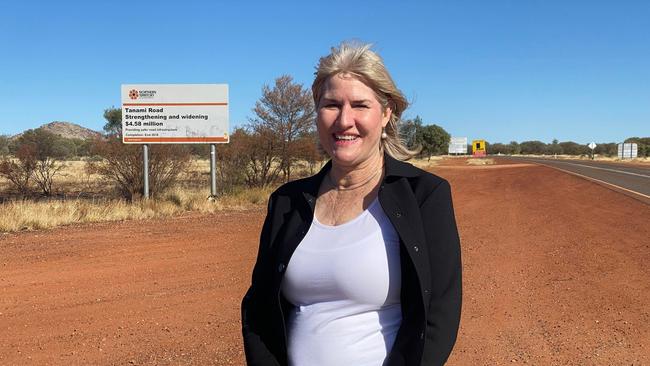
[121,84,229,144]
[588,142,597,150]
[618,143,638,159]
[449,137,468,154]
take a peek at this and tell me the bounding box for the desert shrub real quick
[88,138,191,200]
[625,137,650,157]
[2,129,69,196]
[0,146,37,196]
[216,128,251,191]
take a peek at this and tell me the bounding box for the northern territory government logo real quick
[128,89,156,100]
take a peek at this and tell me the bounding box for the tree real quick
[558,141,588,156]
[0,144,37,196]
[292,132,324,176]
[625,137,650,157]
[103,107,123,137]
[400,115,424,149]
[508,141,521,154]
[418,124,450,160]
[215,128,259,190]
[241,126,284,187]
[249,75,315,182]
[549,139,563,155]
[595,143,617,157]
[488,143,511,155]
[519,140,548,155]
[13,128,69,196]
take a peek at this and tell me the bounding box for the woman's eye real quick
[353,104,369,109]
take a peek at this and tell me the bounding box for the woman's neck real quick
[329,152,384,190]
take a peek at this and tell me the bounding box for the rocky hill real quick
[12,121,101,140]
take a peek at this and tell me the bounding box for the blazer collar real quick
[301,153,419,208]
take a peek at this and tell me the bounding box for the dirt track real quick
[1,159,648,365]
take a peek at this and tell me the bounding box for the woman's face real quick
[316,74,391,168]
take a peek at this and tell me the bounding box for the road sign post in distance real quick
[588,142,597,160]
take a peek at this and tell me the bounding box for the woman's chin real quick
[330,150,380,168]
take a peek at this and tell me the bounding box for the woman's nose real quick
[336,104,354,129]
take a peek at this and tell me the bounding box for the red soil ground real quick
[1,158,648,365]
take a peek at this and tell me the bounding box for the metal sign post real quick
[588,142,597,160]
[143,144,150,199]
[210,144,217,199]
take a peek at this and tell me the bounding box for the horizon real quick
[1,1,648,144]
[5,120,646,146]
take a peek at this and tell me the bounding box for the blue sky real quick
[0,0,648,144]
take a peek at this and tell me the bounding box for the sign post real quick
[143,144,149,198]
[588,142,597,160]
[210,144,217,199]
[121,84,229,199]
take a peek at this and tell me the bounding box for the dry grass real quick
[0,156,303,232]
[466,158,495,165]
[0,186,275,233]
[409,156,443,170]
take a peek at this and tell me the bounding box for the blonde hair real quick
[312,42,419,160]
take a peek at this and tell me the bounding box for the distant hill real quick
[12,121,101,140]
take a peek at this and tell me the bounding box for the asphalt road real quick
[498,156,650,204]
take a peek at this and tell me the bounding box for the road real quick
[499,156,650,204]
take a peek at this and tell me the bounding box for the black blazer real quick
[241,154,462,366]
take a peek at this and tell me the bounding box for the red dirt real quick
[1,159,648,365]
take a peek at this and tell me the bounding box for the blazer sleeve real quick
[420,180,462,365]
[241,194,281,366]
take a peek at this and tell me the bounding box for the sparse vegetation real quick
[401,115,450,159]
[0,185,275,232]
[248,75,317,183]
[91,108,193,200]
[488,138,650,158]
[2,73,647,233]
[0,128,70,196]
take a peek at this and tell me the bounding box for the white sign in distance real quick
[121,84,229,144]
[588,142,597,150]
[449,137,468,154]
[617,143,638,159]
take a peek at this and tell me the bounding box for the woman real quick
[242,43,462,366]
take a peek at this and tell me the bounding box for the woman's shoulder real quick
[386,157,450,193]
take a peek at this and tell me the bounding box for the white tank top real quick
[281,198,402,366]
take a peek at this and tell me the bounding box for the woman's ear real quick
[382,106,392,127]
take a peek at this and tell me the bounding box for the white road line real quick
[536,164,650,200]
[549,161,650,178]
